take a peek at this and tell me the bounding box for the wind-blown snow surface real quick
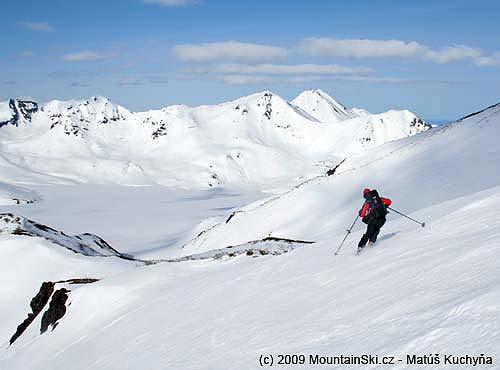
[1,101,499,369]
[0,91,429,188]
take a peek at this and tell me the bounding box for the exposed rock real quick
[260,236,314,244]
[40,288,70,334]
[9,281,55,345]
[263,93,272,120]
[0,212,126,258]
[56,278,100,285]
[152,122,168,139]
[326,158,347,176]
[456,102,500,122]
[0,99,38,128]
[170,236,315,262]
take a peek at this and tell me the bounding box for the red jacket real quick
[360,197,392,217]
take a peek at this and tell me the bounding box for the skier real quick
[357,188,392,253]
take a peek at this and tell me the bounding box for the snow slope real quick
[1,101,499,369]
[0,182,39,205]
[0,216,138,347]
[178,103,500,256]
[291,88,358,123]
[0,91,429,188]
[2,189,499,369]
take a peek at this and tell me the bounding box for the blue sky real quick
[2,0,499,121]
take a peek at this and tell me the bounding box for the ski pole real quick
[334,215,359,255]
[388,207,426,228]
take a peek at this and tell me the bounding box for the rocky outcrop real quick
[10,278,100,344]
[0,99,38,128]
[40,288,70,334]
[0,213,130,258]
[9,282,55,344]
[170,236,315,262]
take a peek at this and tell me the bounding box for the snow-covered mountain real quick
[1,101,499,370]
[0,99,39,128]
[291,88,359,122]
[0,90,430,188]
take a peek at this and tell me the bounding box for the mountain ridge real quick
[0,90,431,188]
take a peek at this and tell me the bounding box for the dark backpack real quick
[367,190,387,220]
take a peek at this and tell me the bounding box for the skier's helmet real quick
[363,188,371,200]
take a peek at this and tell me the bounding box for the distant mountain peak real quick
[291,89,356,123]
[0,98,38,128]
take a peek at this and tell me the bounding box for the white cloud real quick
[187,63,403,85]
[17,21,54,32]
[172,38,498,68]
[336,75,408,84]
[189,63,373,75]
[118,77,144,86]
[172,42,287,62]
[473,51,500,67]
[297,37,498,67]
[216,75,271,85]
[297,38,427,59]
[19,51,34,57]
[62,51,118,62]
[143,0,197,5]
[70,81,90,88]
[286,75,406,84]
[424,45,482,63]
[215,74,405,85]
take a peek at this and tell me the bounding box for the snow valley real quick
[1,89,499,370]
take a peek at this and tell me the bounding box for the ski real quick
[356,242,375,255]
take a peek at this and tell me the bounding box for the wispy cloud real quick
[184,62,405,85]
[189,63,372,75]
[70,82,90,87]
[118,77,144,86]
[424,45,482,63]
[474,51,500,66]
[326,75,408,84]
[172,41,287,62]
[216,75,272,85]
[297,38,497,66]
[19,51,34,57]
[17,21,54,32]
[213,74,407,85]
[298,38,426,59]
[143,0,198,6]
[118,75,190,86]
[62,51,118,62]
